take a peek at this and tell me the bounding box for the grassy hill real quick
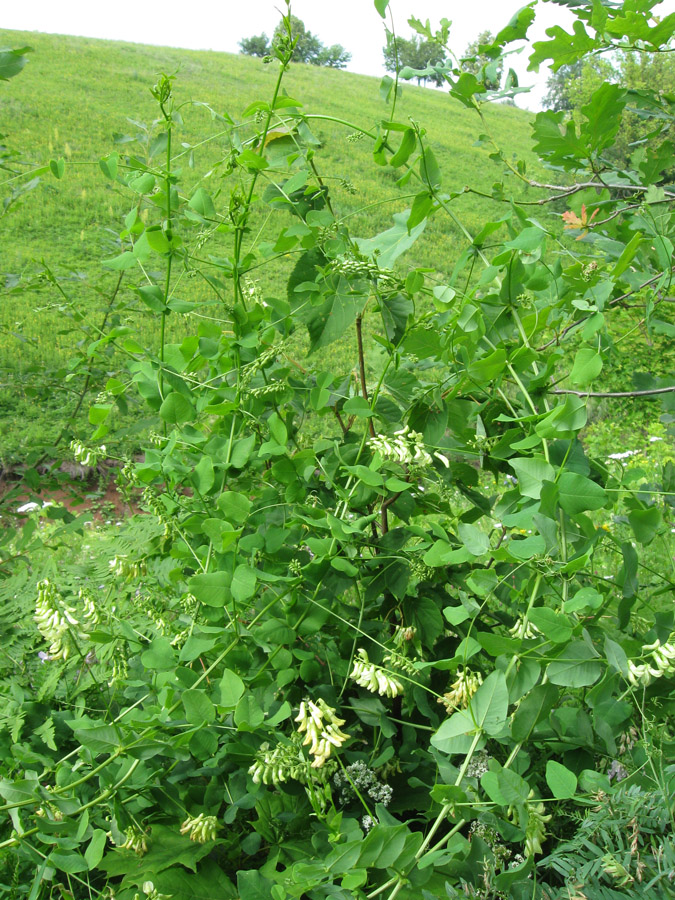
[0,29,541,463]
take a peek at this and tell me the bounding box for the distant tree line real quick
[239,16,351,69]
[543,52,675,170]
[382,30,503,89]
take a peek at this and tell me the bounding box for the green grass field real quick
[0,29,544,462]
[1,30,671,467]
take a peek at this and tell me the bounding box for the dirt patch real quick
[1,473,142,522]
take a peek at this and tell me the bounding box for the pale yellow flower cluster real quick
[524,792,552,857]
[295,698,350,768]
[179,813,218,843]
[120,825,148,855]
[34,581,98,660]
[369,425,449,468]
[509,615,540,640]
[627,636,675,687]
[350,648,404,698]
[438,668,483,713]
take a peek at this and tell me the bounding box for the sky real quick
[3,0,675,109]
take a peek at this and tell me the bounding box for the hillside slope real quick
[0,30,539,459]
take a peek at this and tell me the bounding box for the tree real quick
[238,34,271,58]
[239,15,351,68]
[542,61,583,111]
[316,44,352,69]
[461,31,504,90]
[382,33,445,86]
[543,52,675,170]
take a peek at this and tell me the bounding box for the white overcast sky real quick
[3,0,675,109]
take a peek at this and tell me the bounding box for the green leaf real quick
[431,710,485,755]
[564,587,603,614]
[182,689,216,725]
[529,21,598,73]
[159,392,195,424]
[84,829,107,869]
[528,608,574,643]
[390,128,416,167]
[374,0,389,18]
[507,535,546,561]
[482,766,530,806]
[558,473,607,515]
[468,348,507,382]
[234,694,264,730]
[49,158,65,180]
[580,83,626,153]
[232,565,257,603]
[628,506,661,544]
[535,395,587,439]
[547,641,603,687]
[613,232,643,278]
[193,456,215,494]
[220,669,245,709]
[355,210,427,268]
[99,153,119,180]
[419,147,441,189]
[189,187,216,218]
[545,760,577,799]
[511,683,559,742]
[307,275,368,353]
[530,110,588,170]
[146,226,171,254]
[218,491,252,525]
[0,46,31,81]
[457,523,490,556]
[569,349,603,388]
[469,670,509,736]
[141,637,176,670]
[48,850,88,874]
[138,284,167,312]
[509,457,555,500]
[0,779,39,804]
[189,571,229,607]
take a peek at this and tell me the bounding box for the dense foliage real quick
[1,1,675,899]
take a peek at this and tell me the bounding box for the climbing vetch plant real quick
[1,1,675,898]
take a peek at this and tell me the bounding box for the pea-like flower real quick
[627,635,675,687]
[369,425,433,468]
[70,439,106,467]
[34,580,92,660]
[294,698,350,768]
[179,813,218,843]
[438,668,483,713]
[120,825,148,856]
[509,616,540,640]
[350,649,404,698]
[524,792,552,857]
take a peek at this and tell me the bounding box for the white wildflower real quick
[179,813,218,843]
[350,649,404,698]
[627,634,675,687]
[369,425,432,468]
[294,698,350,768]
[509,615,540,640]
[438,668,483,712]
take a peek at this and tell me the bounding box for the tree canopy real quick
[382,33,445,86]
[239,15,351,68]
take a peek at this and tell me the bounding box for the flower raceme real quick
[368,425,449,469]
[294,698,350,768]
[349,648,404,698]
[438,667,483,713]
[179,813,219,843]
[34,580,98,660]
[627,635,675,687]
